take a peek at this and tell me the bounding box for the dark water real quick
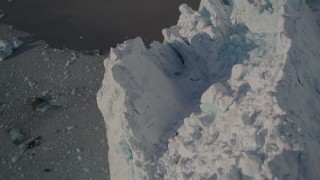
[0,0,200,52]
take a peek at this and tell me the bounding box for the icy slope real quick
[97,0,320,179]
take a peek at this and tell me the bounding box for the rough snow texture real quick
[97,0,320,179]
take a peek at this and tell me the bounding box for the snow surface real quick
[97,0,320,179]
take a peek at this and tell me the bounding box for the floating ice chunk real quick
[0,38,23,61]
[28,81,37,88]
[9,128,26,145]
[11,155,22,163]
[53,48,65,53]
[77,155,82,161]
[31,96,56,112]
[12,39,23,48]
[83,167,90,173]
[67,125,76,131]
[65,52,78,67]
[0,14,5,20]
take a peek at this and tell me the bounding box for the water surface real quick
[0,0,200,51]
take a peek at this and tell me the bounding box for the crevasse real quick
[97,0,320,179]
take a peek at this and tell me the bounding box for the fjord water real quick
[0,0,200,51]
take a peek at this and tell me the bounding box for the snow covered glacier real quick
[97,0,320,179]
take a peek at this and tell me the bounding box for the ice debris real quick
[9,128,26,145]
[11,155,22,163]
[67,125,75,131]
[0,13,5,20]
[53,48,65,53]
[65,52,78,67]
[31,96,56,112]
[0,38,23,61]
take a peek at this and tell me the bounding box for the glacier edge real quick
[97,0,320,179]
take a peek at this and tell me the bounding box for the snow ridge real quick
[97,0,320,179]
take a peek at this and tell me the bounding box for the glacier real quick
[97,0,320,179]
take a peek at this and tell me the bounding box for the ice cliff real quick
[97,0,320,179]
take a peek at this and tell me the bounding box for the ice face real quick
[97,0,320,179]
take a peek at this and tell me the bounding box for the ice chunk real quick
[239,152,262,177]
[11,155,22,163]
[65,52,78,67]
[200,83,233,112]
[0,38,23,61]
[120,140,133,161]
[231,64,245,80]
[9,128,26,145]
[0,14,5,20]
[31,96,55,112]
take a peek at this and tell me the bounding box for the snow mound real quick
[97,0,320,179]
